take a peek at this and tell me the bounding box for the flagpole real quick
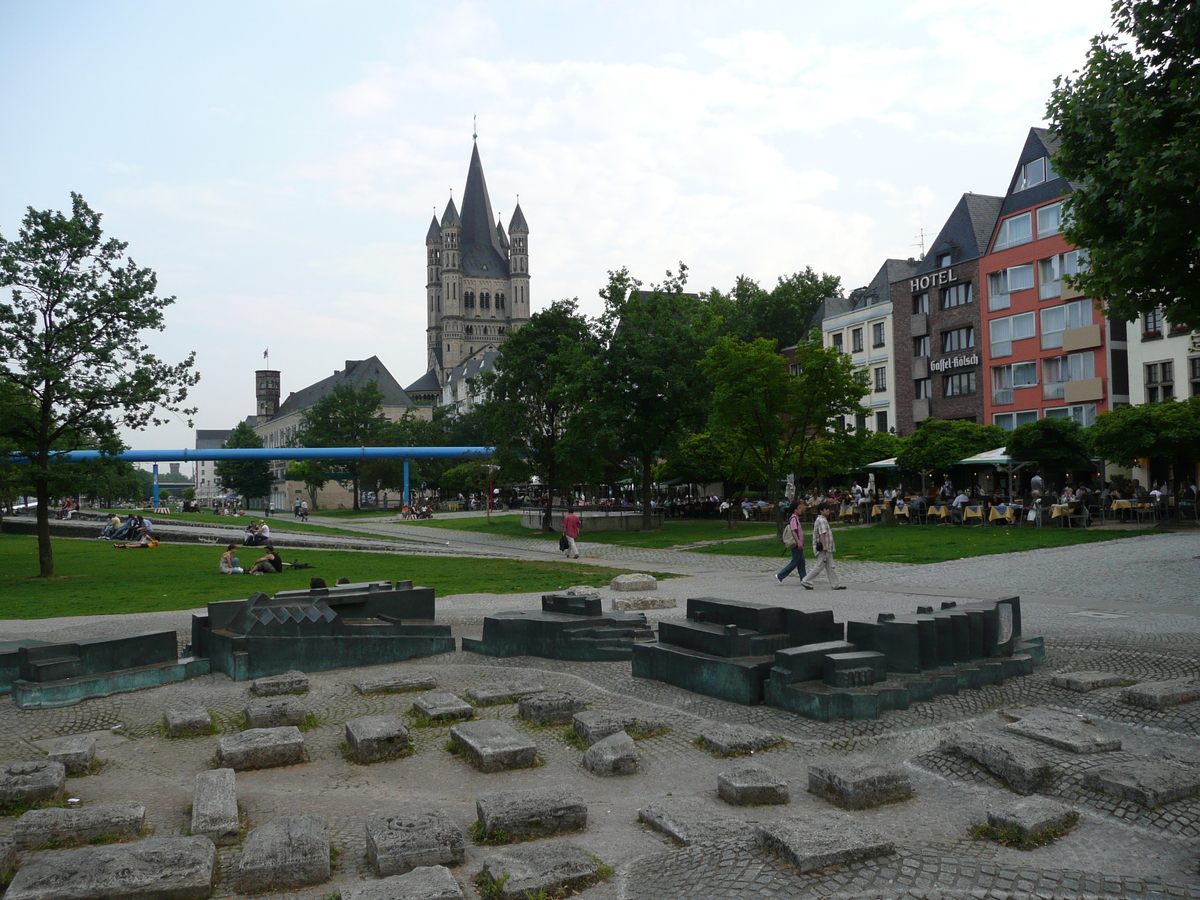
[264,348,270,369]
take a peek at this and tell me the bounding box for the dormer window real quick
[936,252,952,269]
[1015,156,1056,192]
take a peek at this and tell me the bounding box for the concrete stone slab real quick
[235,814,330,893]
[807,756,913,809]
[517,692,587,725]
[49,735,96,776]
[1123,676,1200,710]
[191,768,238,846]
[0,760,66,804]
[481,842,599,900]
[1005,707,1122,753]
[612,595,676,611]
[466,681,545,706]
[637,799,753,845]
[3,835,216,900]
[718,762,789,806]
[413,692,474,722]
[941,730,1056,794]
[14,800,145,850]
[696,723,782,757]
[0,836,15,884]
[215,726,304,771]
[366,810,465,876]
[572,711,668,746]
[346,716,410,764]
[355,673,438,694]
[341,865,464,900]
[243,695,306,729]
[250,670,308,696]
[163,705,212,738]
[449,720,537,772]
[755,813,894,874]
[1084,760,1200,807]
[1051,671,1126,692]
[612,573,657,591]
[987,796,1078,838]
[582,731,638,776]
[476,787,587,839]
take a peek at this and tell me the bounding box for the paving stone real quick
[235,814,330,893]
[345,716,410,764]
[611,573,658,591]
[413,692,475,722]
[0,760,66,804]
[215,726,304,771]
[517,691,587,725]
[449,720,538,772]
[476,787,587,839]
[3,835,216,900]
[366,810,466,876]
[48,735,96,776]
[243,695,307,728]
[481,842,599,900]
[717,762,789,806]
[0,836,15,884]
[807,755,913,809]
[163,705,212,738]
[341,865,464,900]
[191,768,238,845]
[941,730,1056,795]
[755,812,894,874]
[466,680,546,706]
[355,673,438,694]
[1005,707,1122,753]
[1050,671,1127,692]
[14,800,145,849]
[1122,676,1200,710]
[1083,760,1200,807]
[582,731,638,776]
[637,799,753,845]
[250,669,309,696]
[612,595,676,611]
[572,711,668,746]
[987,796,1077,838]
[696,723,782,757]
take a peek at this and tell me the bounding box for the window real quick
[987,264,1034,311]
[915,378,931,399]
[1015,156,1055,191]
[852,328,864,352]
[940,283,972,309]
[944,372,977,397]
[913,335,930,357]
[1037,202,1063,237]
[1041,300,1090,349]
[856,413,868,431]
[1143,308,1164,337]
[832,333,844,352]
[936,251,952,268]
[994,213,1032,250]
[942,326,974,353]
[495,292,506,309]
[991,362,1038,405]
[1044,352,1095,400]
[480,292,491,309]
[1145,361,1175,403]
[874,367,887,392]
[1038,251,1081,300]
[876,411,889,433]
[464,291,475,309]
[1191,357,1200,397]
[994,410,1039,431]
[913,293,929,314]
[1045,404,1096,427]
[872,322,886,348]
[990,312,1037,358]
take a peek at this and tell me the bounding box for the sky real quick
[0,0,1115,455]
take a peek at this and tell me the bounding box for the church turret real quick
[426,214,444,373]
[496,215,510,254]
[508,202,530,325]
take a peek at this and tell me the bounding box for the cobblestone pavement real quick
[1,525,1197,899]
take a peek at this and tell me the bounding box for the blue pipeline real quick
[26,447,493,463]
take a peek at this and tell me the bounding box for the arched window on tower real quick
[481,292,490,309]
[464,291,475,309]
[495,292,505,310]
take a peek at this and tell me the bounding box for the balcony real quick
[912,398,930,422]
[1043,382,1066,401]
[1061,283,1087,301]
[1039,282,1061,301]
[1064,377,1105,404]
[992,388,1014,406]
[1062,324,1103,352]
[988,293,1011,312]
[911,313,929,337]
[912,357,929,379]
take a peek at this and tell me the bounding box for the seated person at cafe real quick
[951,490,970,523]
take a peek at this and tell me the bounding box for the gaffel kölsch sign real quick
[930,353,979,372]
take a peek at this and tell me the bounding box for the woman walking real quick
[775,501,806,584]
[801,502,845,590]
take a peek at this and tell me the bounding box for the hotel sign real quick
[911,269,956,292]
[929,353,979,373]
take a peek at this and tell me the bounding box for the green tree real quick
[1046,0,1200,328]
[713,269,843,347]
[1007,417,1094,482]
[299,381,387,510]
[897,419,1006,479]
[215,422,274,502]
[285,459,329,510]
[0,193,198,576]
[1089,397,1200,479]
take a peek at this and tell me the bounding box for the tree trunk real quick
[543,459,556,532]
[351,474,360,510]
[36,464,53,577]
[641,451,653,532]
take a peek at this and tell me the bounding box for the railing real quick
[1039,281,1061,301]
[988,293,1010,312]
[1043,382,1065,401]
[992,388,1014,406]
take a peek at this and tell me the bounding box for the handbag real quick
[815,539,825,554]
[559,534,569,551]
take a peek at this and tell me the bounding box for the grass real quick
[0,535,671,619]
[472,851,612,898]
[405,514,778,548]
[95,508,407,541]
[971,813,1078,849]
[0,795,70,817]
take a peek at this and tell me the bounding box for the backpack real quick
[781,526,797,549]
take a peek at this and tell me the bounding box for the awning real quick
[865,457,899,469]
[957,446,1021,465]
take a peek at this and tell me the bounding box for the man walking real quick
[801,502,845,591]
[562,508,582,559]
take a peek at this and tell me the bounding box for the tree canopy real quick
[1089,397,1200,470]
[897,419,1006,477]
[215,422,273,501]
[711,268,842,348]
[1007,417,1094,474]
[299,380,387,509]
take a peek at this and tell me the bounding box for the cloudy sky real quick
[1,0,1114,453]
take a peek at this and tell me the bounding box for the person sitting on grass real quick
[219,543,243,574]
[114,532,158,549]
[248,545,282,574]
[98,512,123,539]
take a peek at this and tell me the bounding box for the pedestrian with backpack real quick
[774,501,806,584]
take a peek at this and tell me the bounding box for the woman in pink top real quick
[774,501,806,583]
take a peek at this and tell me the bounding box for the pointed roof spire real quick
[441,196,460,229]
[459,142,508,276]
[495,214,510,250]
[508,200,528,235]
[425,214,442,244]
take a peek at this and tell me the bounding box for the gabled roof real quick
[196,429,234,449]
[913,193,1004,276]
[852,258,918,309]
[425,215,442,244]
[495,216,510,250]
[274,356,416,419]
[508,202,528,235]
[445,349,499,388]
[441,198,461,229]
[404,369,442,394]
[997,127,1076,218]
[460,143,510,279]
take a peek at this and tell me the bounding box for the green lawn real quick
[96,509,413,542]
[405,514,778,548]
[0,536,669,619]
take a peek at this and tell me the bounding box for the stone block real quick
[235,815,330,893]
[696,723,781,757]
[192,768,238,845]
[250,669,308,696]
[518,692,587,725]
[1084,760,1200,808]
[718,762,789,806]
[582,731,638,776]
[941,730,1055,795]
[449,720,538,772]
[1123,676,1200,710]
[807,756,913,809]
[341,865,464,900]
[164,705,212,737]
[3,836,216,900]
[481,843,599,900]
[346,716,410,764]
[1005,707,1121,753]
[355,673,438,694]
[49,735,96,776]
[413,692,474,722]
[612,595,676,611]
[572,711,668,746]
[611,573,658,592]
[755,813,894,874]
[542,593,602,616]
[476,787,587,839]
[1051,671,1126,692]
[772,641,857,684]
[0,836,15,884]
[466,681,545,706]
[243,696,306,729]
[0,760,66,804]
[637,799,753,845]
[14,800,145,850]
[216,726,304,771]
[987,796,1077,838]
[366,810,465,876]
